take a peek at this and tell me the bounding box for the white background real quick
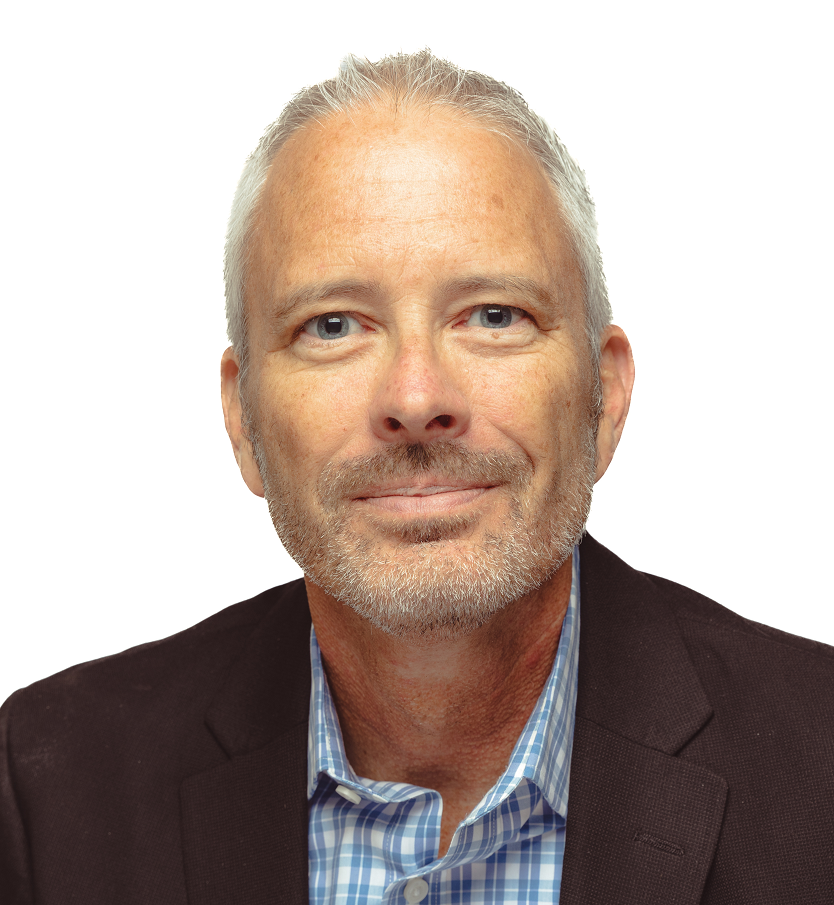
[2,0,832,704]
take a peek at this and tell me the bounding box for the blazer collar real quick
[560,535,727,905]
[182,537,727,905]
[575,534,713,754]
[198,535,715,762]
[204,578,312,758]
[181,579,312,905]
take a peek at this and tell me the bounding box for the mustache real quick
[317,441,532,504]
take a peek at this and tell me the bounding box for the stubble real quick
[251,416,597,639]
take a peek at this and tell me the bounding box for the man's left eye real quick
[466,305,525,329]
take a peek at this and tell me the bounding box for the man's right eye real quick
[302,312,362,340]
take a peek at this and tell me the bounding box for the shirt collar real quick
[307,547,581,819]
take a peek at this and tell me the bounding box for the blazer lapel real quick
[178,537,729,904]
[180,580,313,905]
[560,537,728,905]
[560,717,727,905]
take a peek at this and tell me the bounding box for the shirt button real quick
[334,784,362,804]
[403,877,429,903]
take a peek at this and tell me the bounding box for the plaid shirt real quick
[307,549,581,904]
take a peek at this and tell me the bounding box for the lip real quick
[354,482,495,515]
[358,479,491,498]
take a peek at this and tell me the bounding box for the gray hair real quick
[224,50,611,382]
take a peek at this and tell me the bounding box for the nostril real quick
[384,417,403,431]
[429,414,454,429]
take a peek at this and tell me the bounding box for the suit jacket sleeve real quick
[0,691,34,904]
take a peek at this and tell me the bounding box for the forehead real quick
[250,103,580,304]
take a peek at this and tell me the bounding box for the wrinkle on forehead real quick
[247,104,583,322]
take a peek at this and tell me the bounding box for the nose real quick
[369,344,471,444]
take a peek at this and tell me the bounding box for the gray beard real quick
[253,430,597,640]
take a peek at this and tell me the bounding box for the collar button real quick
[334,784,362,804]
[403,877,429,903]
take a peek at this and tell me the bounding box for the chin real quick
[302,522,577,640]
[258,434,596,636]
[360,510,482,545]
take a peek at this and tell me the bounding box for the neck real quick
[306,554,573,855]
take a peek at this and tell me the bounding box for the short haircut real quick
[224,49,611,381]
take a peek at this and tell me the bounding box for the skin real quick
[221,104,634,857]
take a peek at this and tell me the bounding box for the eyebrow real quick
[437,275,555,308]
[271,279,381,322]
[269,273,556,323]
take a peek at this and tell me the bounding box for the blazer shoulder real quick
[643,570,834,666]
[579,532,834,669]
[0,580,309,903]
[1,579,309,742]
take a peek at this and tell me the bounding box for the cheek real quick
[255,366,375,470]
[468,355,586,459]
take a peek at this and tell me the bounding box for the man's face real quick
[232,105,601,637]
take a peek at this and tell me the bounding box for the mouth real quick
[354,481,497,515]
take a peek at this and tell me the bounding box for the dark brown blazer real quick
[2,535,833,903]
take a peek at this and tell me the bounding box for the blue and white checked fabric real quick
[307,548,581,905]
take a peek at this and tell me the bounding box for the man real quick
[1,50,833,905]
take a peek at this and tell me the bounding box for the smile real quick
[355,485,494,515]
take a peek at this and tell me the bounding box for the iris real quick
[317,314,350,339]
[480,306,513,328]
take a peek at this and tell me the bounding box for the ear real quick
[594,325,635,482]
[220,346,265,497]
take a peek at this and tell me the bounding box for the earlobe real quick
[220,347,265,498]
[594,325,635,483]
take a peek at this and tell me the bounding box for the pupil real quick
[317,314,349,339]
[482,306,511,328]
